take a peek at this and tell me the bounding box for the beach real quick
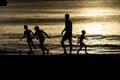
[0,0,120,55]
[1,54,120,65]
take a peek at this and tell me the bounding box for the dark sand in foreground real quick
[0,51,120,65]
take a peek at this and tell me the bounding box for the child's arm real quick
[42,30,50,38]
[30,30,38,39]
[20,32,25,41]
[77,37,80,44]
[32,32,36,39]
[30,30,34,35]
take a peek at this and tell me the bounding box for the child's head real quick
[65,14,69,20]
[81,30,86,34]
[24,25,28,30]
[34,26,39,31]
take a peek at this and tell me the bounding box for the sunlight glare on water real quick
[74,22,120,35]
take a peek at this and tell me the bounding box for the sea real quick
[0,0,120,55]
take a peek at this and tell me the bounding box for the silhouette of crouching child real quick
[32,26,50,55]
[20,25,36,55]
[77,30,88,54]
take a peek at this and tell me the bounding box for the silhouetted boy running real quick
[77,30,88,54]
[32,26,50,55]
[61,14,72,54]
[20,25,36,52]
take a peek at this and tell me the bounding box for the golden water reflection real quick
[75,22,120,35]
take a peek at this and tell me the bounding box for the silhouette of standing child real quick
[77,30,88,54]
[32,26,50,55]
[20,25,36,52]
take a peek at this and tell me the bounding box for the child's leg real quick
[39,43,45,55]
[77,47,82,54]
[30,40,36,49]
[77,43,83,54]
[84,43,88,54]
[27,41,33,52]
[43,45,49,54]
[42,40,49,54]
[69,38,72,54]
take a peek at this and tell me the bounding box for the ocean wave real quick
[1,33,120,40]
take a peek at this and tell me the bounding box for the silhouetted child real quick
[77,30,88,54]
[32,26,50,55]
[20,25,36,52]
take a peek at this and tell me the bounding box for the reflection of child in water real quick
[20,25,36,52]
[77,30,88,54]
[32,26,50,55]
